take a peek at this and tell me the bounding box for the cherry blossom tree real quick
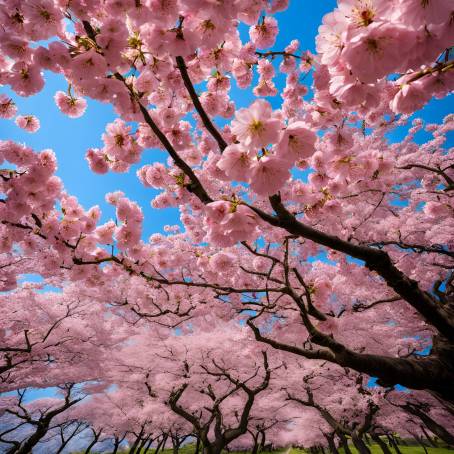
[386,389,454,446]
[1,0,452,401]
[0,384,84,454]
[0,0,453,449]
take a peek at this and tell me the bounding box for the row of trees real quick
[2,307,454,453]
[0,0,453,451]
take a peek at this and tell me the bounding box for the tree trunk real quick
[12,422,51,454]
[414,435,429,454]
[404,404,454,446]
[144,437,154,453]
[324,432,340,454]
[258,430,266,453]
[56,438,71,454]
[420,425,438,447]
[155,433,168,454]
[351,434,371,454]
[112,436,121,454]
[84,429,101,454]
[128,433,143,454]
[139,435,151,453]
[210,440,224,454]
[202,441,214,454]
[6,443,20,454]
[194,435,201,454]
[56,424,86,454]
[251,434,259,454]
[172,438,181,454]
[387,435,403,454]
[336,433,352,454]
[371,434,392,454]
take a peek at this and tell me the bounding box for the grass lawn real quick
[158,446,453,454]
[337,446,453,454]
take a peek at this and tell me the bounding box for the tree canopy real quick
[0,0,453,452]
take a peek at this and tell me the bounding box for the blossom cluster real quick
[315,0,453,114]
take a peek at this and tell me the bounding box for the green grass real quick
[157,446,452,454]
[338,446,453,454]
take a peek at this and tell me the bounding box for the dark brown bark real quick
[248,313,454,403]
[128,438,140,454]
[286,386,377,454]
[168,353,271,454]
[194,435,201,454]
[144,436,154,453]
[371,433,393,454]
[351,434,371,454]
[323,432,340,454]
[410,434,429,454]
[250,433,259,454]
[402,403,454,446]
[171,433,189,454]
[258,430,266,453]
[266,194,454,341]
[155,433,168,454]
[138,434,151,453]
[6,386,81,454]
[84,427,102,454]
[420,425,438,447]
[135,100,212,205]
[112,434,126,454]
[336,433,352,454]
[55,422,87,454]
[175,56,227,153]
[387,435,403,454]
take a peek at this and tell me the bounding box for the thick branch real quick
[175,56,228,152]
[265,194,454,342]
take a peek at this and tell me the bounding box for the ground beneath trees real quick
[78,446,452,454]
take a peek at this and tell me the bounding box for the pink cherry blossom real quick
[209,251,237,272]
[230,99,282,148]
[15,115,40,132]
[205,201,261,246]
[390,80,431,115]
[342,22,415,83]
[275,122,317,164]
[8,61,44,96]
[71,49,108,81]
[216,144,254,181]
[0,2,453,443]
[249,16,279,49]
[85,148,109,174]
[0,94,17,119]
[54,91,87,118]
[249,156,291,196]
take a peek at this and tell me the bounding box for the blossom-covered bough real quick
[0,0,454,451]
